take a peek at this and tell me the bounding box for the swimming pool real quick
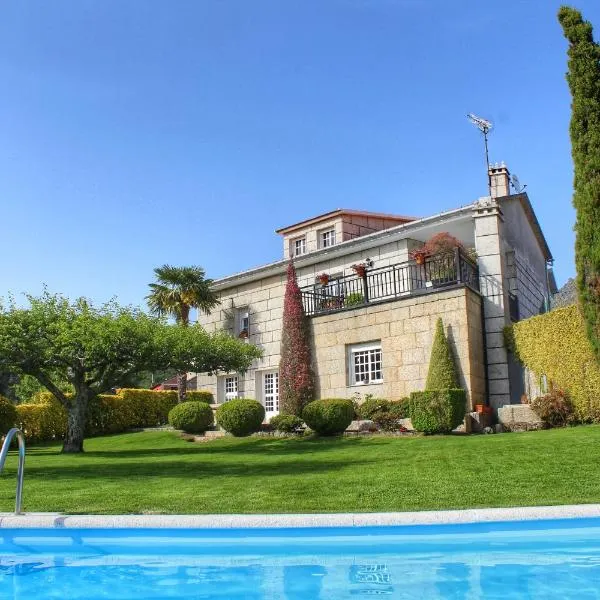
[2,518,600,599]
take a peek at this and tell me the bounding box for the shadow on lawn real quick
[20,453,377,481]
[65,435,370,459]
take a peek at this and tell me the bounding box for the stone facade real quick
[197,284,484,411]
[310,287,484,407]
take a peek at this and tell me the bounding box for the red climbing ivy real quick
[279,261,315,416]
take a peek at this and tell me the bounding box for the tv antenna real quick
[467,113,493,195]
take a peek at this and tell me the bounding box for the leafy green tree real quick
[0,292,260,453]
[12,374,73,404]
[0,370,17,400]
[147,265,220,401]
[279,261,315,415]
[559,7,600,359]
[425,318,459,390]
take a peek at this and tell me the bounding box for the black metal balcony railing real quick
[301,249,479,317]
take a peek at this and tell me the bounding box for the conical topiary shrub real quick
[425,318,459,389]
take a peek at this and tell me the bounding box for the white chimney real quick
[488,162,510,198]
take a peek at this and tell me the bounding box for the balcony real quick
[301,249,479,317]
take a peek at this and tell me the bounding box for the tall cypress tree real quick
[559,7,600,360]
[279,261,315,415]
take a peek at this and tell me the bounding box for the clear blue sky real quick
[1,0,597,307]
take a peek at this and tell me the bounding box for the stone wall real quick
[310,287,485,407]
[197,284,484,409]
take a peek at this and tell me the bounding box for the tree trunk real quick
[177,306,190,403]
[177,372,187,403]
[62,392,89,453]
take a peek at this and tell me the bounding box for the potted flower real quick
[318,273,330,286]
[410,232,467,286]
[410,248,428,265]
[351,263,367,278]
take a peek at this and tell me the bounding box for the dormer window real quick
[292,236,306,257]
[320,228,336,248]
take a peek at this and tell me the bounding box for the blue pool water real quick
[2,518,600,599]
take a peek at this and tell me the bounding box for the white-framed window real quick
[263,371,279,415]
[292,236,306,257]
[348,342,383,385]
[219,374,241,403]
[225,376,238,401]
[320,228,336,248]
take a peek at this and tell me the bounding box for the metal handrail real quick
[0,428,26,515]
[300,250,480,316]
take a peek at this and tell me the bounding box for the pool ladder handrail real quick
[0,428,25,515]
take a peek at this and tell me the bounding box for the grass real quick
[1,427,600,514]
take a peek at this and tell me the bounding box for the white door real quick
[263,371,279,418]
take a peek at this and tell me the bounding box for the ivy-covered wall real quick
[505,305,600,422]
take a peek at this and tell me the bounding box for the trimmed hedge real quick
[216,399,265,437]
[505,305,600,422]
[15,388,184,443]
[169,401,214,433]
[86,395,135,436]
[16,396,67,443]
[302,398,354,436]
[186,390,214,404]
[0,395,17,435]
[270,414,303,433]
[116,389,177,428]
[409,389,467,434]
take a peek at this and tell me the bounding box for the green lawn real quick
[1,427,600,514]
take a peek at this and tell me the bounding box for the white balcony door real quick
[263,371,279,418]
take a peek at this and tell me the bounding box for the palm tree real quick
[147,265,220,402]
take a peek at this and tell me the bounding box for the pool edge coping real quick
[2,504,600,528]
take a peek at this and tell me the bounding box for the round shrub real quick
[216,399,265,437]
[0,395,17,435]
[270,414,303,433]
[302,398,354,436]
[357,398,392,420]
[169,401,214,433]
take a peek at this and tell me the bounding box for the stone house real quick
[195,164,556,417]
